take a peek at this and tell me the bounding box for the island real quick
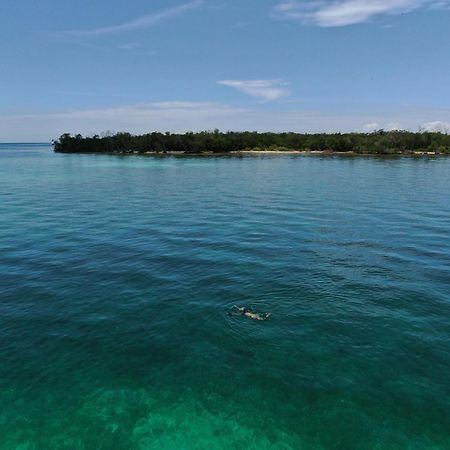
[53,130,450,155]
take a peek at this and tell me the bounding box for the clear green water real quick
[1,144,450,449]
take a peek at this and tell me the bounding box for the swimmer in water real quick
[229,306,271,321]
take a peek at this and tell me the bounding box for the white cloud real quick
[67,0,202,36]
[217,79,290,101]
[361,122,404,131]
[362,123,380,132]
[273,0,449,27]
[2,102,450,141]
[385,122,403,131]
[421,121,450,132]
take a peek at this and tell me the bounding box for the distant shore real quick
[56,149,444,157]
[53,131,450,156]
[232,150,442,156]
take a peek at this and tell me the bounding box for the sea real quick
[1,143,449,449]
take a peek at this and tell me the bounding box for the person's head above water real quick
[229,306,270,320]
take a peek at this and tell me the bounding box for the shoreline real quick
[55,149,446,157]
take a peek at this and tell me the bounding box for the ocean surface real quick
[1,143,450,450]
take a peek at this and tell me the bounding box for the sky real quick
[1,0,450,141]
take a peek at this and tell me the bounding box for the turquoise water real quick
[1,144,450,449]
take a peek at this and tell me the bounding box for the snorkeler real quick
[229,306,271,321]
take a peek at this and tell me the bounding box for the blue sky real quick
[1,0,450,141]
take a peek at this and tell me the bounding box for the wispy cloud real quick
[217,79,290,101]
[362,122,380,132]
[3,102,450,141]
[118,42,141,50]
[421,121,450,132]
[385,122,403,131]
[67,0,202,36]
[0,102,247,141]
[117,43,157,56]
[361,121,404,131]
[273,0,449,27]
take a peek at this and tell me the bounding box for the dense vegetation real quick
[53,130,450,155]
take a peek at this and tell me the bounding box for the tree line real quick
[53,130,450,155]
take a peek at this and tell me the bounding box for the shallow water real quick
[1,144,450,449]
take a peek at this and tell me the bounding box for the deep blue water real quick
[1,143,450,449]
